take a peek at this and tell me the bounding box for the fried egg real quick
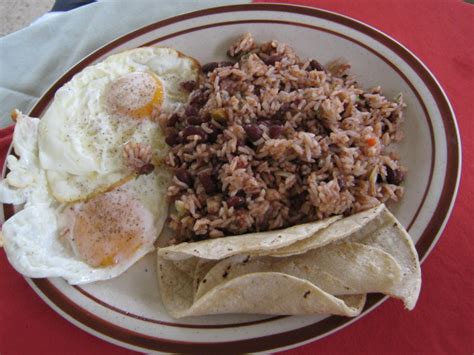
[1,112,170,284]
[38,47,199,202]
[1,47,199,284]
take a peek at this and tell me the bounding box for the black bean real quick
[257,53,282,66]
[236,190,246,197]
[185,105,198,116]
[207,125,220,143]
[187,115,203,125]
[386,167,406,185]
[171,155,182,167]
[272,103,290,121]
[199,172,217,194]
[176,168,193,186]
[202,62,219,73]
[291,192,307,209]
[189,90,209,108]
[244,124,263,141]
[307,59,325,72]
[227,195,245,208]
[167,113,180,127]
[139,163,155,175]
[268,125,285,138]
[180,80,197,92]
[263,54,283,66]
[244,138,254,147]
[165,129,182,146]
[182,126,208,141]
[388,111,400,123]
[258,53,269,62]
[317,122,332,136]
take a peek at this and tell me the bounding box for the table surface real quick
[1,0,473,354]
[0,0,53,36]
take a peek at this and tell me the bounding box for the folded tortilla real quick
[157,204,421,318]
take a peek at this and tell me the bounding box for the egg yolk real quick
[105,72,164,119]
[68,190,156,267]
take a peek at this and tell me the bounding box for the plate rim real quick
[2,3,462,353]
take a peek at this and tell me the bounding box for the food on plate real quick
[0,33,416,318]
[0,46,200,284]
[38,47,200,202]
[157,204,421,318]
[0,111,169,284]
[161,33,407,242]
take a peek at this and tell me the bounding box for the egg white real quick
[1,112,170,284]
[0,113,50,206]
[38,46,199,202]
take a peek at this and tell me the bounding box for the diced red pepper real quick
[366,137,377,147]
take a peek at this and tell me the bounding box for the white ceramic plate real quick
[1,4,461,353]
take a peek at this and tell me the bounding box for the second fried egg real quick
[1,112,171,284]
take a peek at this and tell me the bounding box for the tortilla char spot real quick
[202,279,207,283]
[304,291,311,298]
[227,248,233,251]
[222,271,228,278]
[243,255,250,264]
[393,223,397,227]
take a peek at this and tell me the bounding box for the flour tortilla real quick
[157,204,421,318]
